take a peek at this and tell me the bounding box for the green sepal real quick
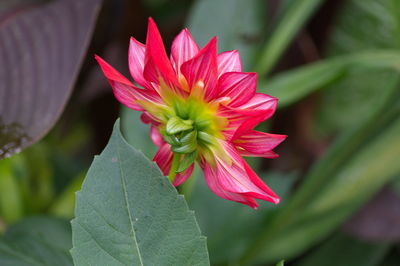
[172,131,197,154]
[198,131,214,145]
[166,117,193,135]
[177,151,198,173]
[164,135,181,146]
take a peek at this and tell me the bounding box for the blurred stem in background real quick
[254,0,325,76]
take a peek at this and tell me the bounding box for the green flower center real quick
[159,96,227,172]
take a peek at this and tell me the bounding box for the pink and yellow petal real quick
[181,37,218,100]
[217,72,256,107]
[95,55,161,111]
[170,28,200,77]
[234,130,287,158]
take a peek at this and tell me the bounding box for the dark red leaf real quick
[0,0,102,158]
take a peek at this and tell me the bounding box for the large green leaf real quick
[187,0,264,70]
[315,0,400,135]
[71,120,209,266]
[0,216,72,266]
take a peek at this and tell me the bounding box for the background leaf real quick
[259,51,400,108]
[187,171,298,265]
[240,98,400,264]
[71,120,209,266]
[254,0,325,76]
[186,0,264,70]
[297,233,390,266]
[0,0,102,158]
[315,0,400,135]
[0,216,72,266]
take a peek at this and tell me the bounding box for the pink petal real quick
[140,112,160,125]
[221,93,278,140]
[95,55,161,111]
[153,143,173,176]
[239,150,280,159]
[200,141,280,207]
[181,37,218,100]
[128,37,153,90]
[170,29,200,77]
[242,162,280,204]
[217,72,256,107]
[143,18,179,90]
[150,126,164,147]
[217,50,242,77]
[173,163,194,187]
[153,143,194,186]
[235,130,287,158]
[202,162,258,208]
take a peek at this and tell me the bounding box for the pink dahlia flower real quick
[96,18,286,208]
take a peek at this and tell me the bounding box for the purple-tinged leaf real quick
[0,0,102,158]
[343,187,400,242]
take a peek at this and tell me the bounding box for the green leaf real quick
[71,119,209,266]
[240,109,400,264]
[254,0,325,75]
[297,233,390,266]
[315,0,400,135]
[276,260,285,266]
[187,0,264,70]
[49,173,84,218]
[260,50,400,108]
[0,216,72,266]
[0,156,24,223]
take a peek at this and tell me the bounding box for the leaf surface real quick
[71,120,209,266]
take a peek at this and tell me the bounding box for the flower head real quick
[96,18,286,208]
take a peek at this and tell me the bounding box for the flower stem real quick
[168,153,181,183]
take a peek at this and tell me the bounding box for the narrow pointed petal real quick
[150,126,164,147]
[143,18,179,89]
[217,72,256,107]
[128,37,153,90]
[217,50,241,76]
[153,143,173,176]
[214,141,280,204]
[181,37,218,100]
[173,163,194,187]
[95,55,161,110]
[242,162,280,204]
[221,93,278,140]
[202,162,259,208]
[235,130,287,158]
[170,29,200,76]
[239,150,279,159]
